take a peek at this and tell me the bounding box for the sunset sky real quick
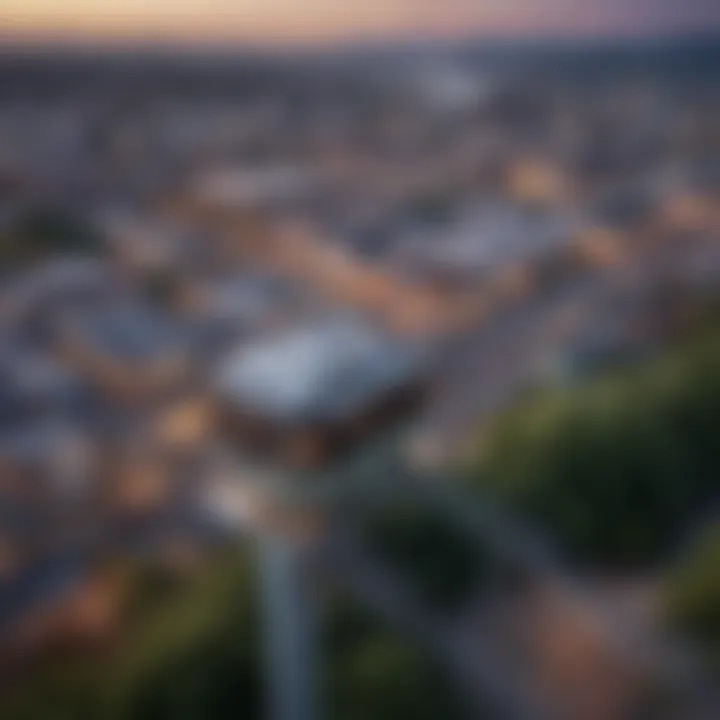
[1,0,719,45]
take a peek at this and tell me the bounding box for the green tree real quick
[465,330,720,568]
[3,549,468,720]
[0,550,262,720]
[362,498,487,613]
[665,522,720,670]
[323,593,464,720]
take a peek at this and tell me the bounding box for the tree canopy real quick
[465,329,720,569]
[0,550,262,720]
[323,592,464,720]
[665,522,720,670]
[2,547,467,720]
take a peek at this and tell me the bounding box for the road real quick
[416,275,613,463]
[319,522,547,720]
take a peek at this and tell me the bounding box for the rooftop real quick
[60,303,184,361]
[391,202,578,278]
[216,318,424,423]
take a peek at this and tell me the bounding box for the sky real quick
[1,0,719,46]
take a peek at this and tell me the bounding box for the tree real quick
[465,330,720,569]
[0,549,262,720]
[323,593,464,720]
[361,498,487,613]
[2,548,467,720]
[665,522,720,670]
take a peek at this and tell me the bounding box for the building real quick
[57,302,189,400]
[389,202,577,287]
[215,318,427,468]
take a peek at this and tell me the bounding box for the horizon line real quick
[1,25,719,57]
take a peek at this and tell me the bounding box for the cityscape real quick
[0,33,719,720]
